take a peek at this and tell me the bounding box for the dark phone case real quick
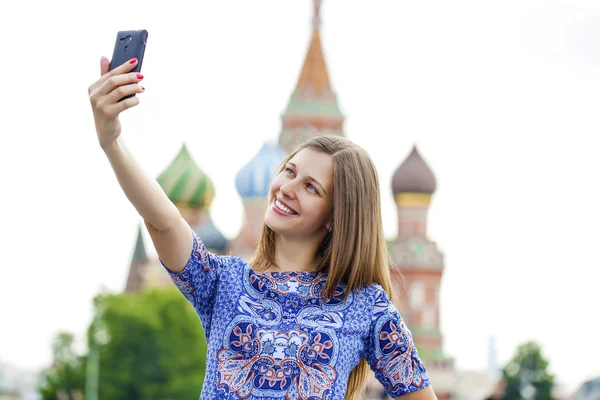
[109,30,148,101]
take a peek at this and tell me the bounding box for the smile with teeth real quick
[274,199,298,215]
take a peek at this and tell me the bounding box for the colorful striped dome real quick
[235,142,287,199]
[157,143,215,209]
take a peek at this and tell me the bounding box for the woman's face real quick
[265,149,334,240]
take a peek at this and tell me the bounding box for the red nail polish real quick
[141,86,145,91]
[129,58,137,64]
[137,74,144,80]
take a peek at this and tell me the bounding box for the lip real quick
[273,197,298,216]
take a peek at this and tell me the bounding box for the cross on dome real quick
[313,0,322,29]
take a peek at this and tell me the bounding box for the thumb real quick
[100,56,110,76]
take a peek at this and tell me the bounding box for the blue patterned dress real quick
[165,231,430,399]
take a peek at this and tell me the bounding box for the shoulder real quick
[184,232,249,277]
[359,283,390,305]
[357,283,401,324]
[363,282,386,295]
[216,254,250,274]
[345,283,392,315]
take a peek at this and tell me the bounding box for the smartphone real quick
[109,30,148,101]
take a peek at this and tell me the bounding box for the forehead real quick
[288,149,333,190]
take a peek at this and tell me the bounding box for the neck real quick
[272,233,323,272]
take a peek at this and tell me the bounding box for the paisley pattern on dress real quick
[165,230,430,399]
[366,290,430,395]
[217,323,337,400]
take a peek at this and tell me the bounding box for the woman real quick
[88,57,437,400]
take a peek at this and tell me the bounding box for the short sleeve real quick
[161,229,221,338]
[364,286,431,397]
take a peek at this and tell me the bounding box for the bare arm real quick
[102,138,178,231]
[88,56,192,272]
[395,386,437,400]
[102,138,193,272]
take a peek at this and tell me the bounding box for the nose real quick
[279,180,297,199]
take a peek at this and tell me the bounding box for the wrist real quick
[101,137,122,156]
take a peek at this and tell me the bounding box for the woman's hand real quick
[88,56,145,150]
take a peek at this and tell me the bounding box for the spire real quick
[488,336,500,381]
[312,0,322,29]
[125,223,149,292]
[132,224,147,262]
[295,0,331,98]
[279,0,344,152]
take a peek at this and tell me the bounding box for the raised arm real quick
[88,56,192,272]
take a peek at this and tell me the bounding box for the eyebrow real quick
[289,162,327,195]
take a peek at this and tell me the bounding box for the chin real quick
[264,210,287,235]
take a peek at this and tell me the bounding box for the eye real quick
[306,184,318,195]
[285,168,295,177]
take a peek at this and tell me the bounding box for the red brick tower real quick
[388,145,455,399]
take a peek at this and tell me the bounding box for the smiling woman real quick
[248,136,437,400]
[263,149,334,243]
[88,52,436,398]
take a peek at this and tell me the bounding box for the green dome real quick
[157,143,215,209]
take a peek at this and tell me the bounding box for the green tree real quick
[502,341,555,400]
[90,287,207,400]
[39,332,86,400]
[40,287,208,400]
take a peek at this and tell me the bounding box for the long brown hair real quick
[250,135,395,400]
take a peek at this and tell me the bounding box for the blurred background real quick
[0,0,599,399]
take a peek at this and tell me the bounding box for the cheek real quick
[269,175,283,195]
[304,198,331,223]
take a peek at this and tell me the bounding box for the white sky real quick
[1,0,599,394]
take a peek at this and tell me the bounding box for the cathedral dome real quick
[235,142,287,199]
[157,143,215,209]
[392,145,437,195]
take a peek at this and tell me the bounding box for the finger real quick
[89,57,138,95]
[109,57,139,76]
[97,72,144,97]
[104,95,140,116]
[100,56,110,76]
[105,82,145,105]
[96,57,139,88]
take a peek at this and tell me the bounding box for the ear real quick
[325,214,334,232]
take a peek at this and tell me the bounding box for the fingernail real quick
[137,74,144,80]
[141,86,145,91]
[129,58,137,64]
